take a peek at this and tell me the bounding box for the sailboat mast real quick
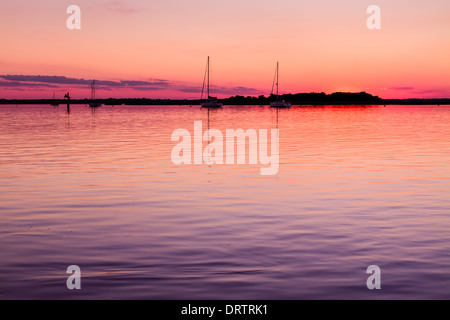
[276,62,279,99]
[207,56,210,99]
[200,56,223,108]
[91,80,96,100]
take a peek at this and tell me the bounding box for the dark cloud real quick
[177,86,202,93]
[0,80,58,88]
[0,74,262,96]
[209,86,263,95]
[0,75,172,90]
[415,89,448,94]
[119,80,171,87]
[1,75,88,85]
[230,86,261,93]
[131,86,170,91]
[177,85,262,95]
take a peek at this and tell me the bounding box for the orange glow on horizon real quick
[0,0,449,99]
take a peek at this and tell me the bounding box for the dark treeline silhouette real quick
[226,92,383,105]
[382,98,450,105]
[1,92,449,105]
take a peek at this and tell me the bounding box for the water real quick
[0,104,449,299]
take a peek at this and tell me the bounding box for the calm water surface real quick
[0,104,449,299]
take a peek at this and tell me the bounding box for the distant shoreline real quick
[1,92,449,106]
[1,100,449,106]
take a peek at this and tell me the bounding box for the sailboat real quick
[50,92,59,106]
[89,80,102,108]
[270,62,291,108]
[201,56,223,108]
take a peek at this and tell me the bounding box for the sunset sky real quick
[0,0,449,99]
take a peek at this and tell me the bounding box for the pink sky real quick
[0,0,449,99]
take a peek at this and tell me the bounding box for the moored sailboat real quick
[89,80,102,108]
[270,62,291,108]
[201,56,223,108]
[50,92,59,106]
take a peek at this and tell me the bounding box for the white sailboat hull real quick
[201,101,223,108]
[270,101,291,108]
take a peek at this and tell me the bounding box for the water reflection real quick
[0,104,449,299]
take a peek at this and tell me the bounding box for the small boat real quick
[270,100,291,108]
[50,92,59,106]
[201,56,223,108]
[89,101,101,107]
[201,100,223,108]
[270,62,291,108]
[89,80,102,108]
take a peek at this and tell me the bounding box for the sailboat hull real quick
[201,101,223,108]
[270,101,291,108]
